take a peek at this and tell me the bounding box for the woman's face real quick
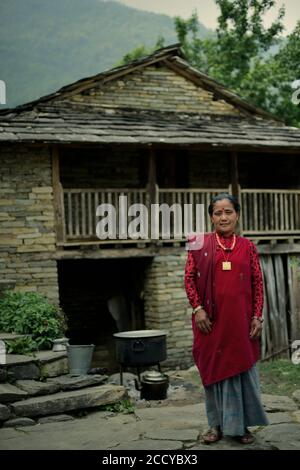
[210,199,239,235]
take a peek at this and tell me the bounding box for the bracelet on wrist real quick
[193,305,204,314]
[252,316,264,323]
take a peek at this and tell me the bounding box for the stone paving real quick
[1,367,300,450]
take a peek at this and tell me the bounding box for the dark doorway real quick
[57,257,152,371]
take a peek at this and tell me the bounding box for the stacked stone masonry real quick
[67,65,242,116]
[144,252,193,369]
[0,144,59,304]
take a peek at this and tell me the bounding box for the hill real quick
[0,0,211,108]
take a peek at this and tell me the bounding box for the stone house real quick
[0,44,300,371]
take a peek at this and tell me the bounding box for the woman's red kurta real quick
[185,233,263,387]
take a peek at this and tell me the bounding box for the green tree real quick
[174,1,300,126]
[239,20,300,125]
[175,1,284,90]
[119,36,165,65]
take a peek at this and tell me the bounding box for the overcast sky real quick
[111,0,300,35]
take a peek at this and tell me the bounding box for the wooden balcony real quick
[56,186,300,247]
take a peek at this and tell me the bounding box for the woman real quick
[184,193,268,444]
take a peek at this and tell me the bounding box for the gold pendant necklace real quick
[215,232,236,271]
[222,261,232,270]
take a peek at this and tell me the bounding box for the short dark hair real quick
[208,193,240,216]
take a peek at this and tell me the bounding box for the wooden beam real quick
[230,151,239,199]
[52,146,65,244]
[147,145,158,205]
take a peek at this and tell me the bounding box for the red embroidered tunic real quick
[185,233,264,386]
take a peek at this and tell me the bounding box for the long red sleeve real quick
[184,251,202,309]
[249,242,264,318]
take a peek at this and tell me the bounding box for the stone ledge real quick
[5,354,36,366]
[11,384,126,418]
[48,374,108,391]
[15,380,60,397]
[0,383,28,403]
[34,351,67,364]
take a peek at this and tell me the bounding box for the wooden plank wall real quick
[288,255,300,341]
[260,254,299,360]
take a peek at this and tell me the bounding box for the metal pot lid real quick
[142,370,166,382]
[113,329,168,339]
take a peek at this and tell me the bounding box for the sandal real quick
[202,426,223,443]
[236,428,255,444]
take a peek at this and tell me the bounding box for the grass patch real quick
[258,359,300,398]
[100,399,135,414]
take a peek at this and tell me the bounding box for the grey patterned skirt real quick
[204,364,269,436]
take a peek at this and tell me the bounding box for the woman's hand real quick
[195,308,212,334]
[250,318,262,339]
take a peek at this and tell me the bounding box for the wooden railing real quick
[158,188,229,235]
[61,186,300,244]
[63,188,148,239]
[240,188,300,235]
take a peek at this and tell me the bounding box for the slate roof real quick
[1,43,300,150]
[0,103,299,149]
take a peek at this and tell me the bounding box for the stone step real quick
[15,374,108,397]
[3,351,68,381]
[47,374,108,391]
[5,354,40,380]
[15,379,61,397]
[11,384,126,418]
[0,383,28,403]
[34,351,68,378]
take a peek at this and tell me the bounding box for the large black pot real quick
[113,329,168,366]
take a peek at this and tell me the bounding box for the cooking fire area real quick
[57,258,151,372]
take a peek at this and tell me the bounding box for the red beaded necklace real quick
[215,232,236,271]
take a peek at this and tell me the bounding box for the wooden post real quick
[230,151,243,234]
[52,146,65,244]
[230,151,239,199]
[147,146,158,243]
[147,146,158,205]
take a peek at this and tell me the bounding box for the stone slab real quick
[3,417,35,427]
[257,423,300,450]
[0,410,139,450]
[0,383,28,403]
[34,351,67,363]
[6,362,40,381]
[267,412,294,425]
[11,384,126,417]
[38,414,74,424]
[261,394,298,412]
[144,429,199,442]
[6,354,36,365]
[15,380,60,397]
[0,403,10,421]
[48,374,108,391]
[40,357,69,378]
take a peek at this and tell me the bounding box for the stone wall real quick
[67,65,242,116]
[144,252,193,369]
[0,144,59,303]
